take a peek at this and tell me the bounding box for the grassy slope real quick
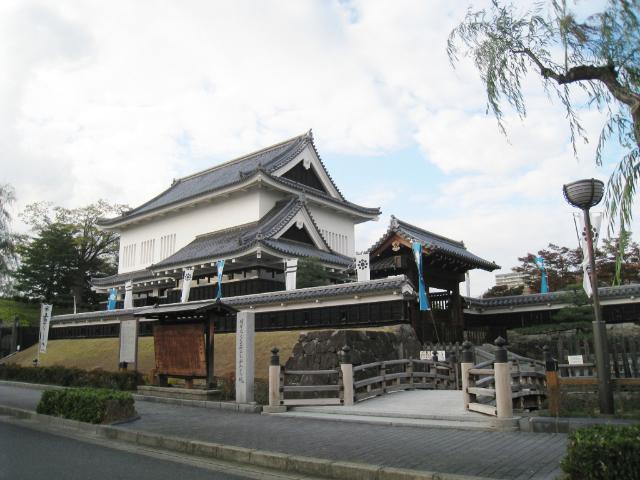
[2,326,397,380]
[0,299,41,326]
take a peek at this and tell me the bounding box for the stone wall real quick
[284,324,421,371]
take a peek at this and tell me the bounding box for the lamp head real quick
[562,178,604,209]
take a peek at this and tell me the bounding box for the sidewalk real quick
[0,383,566,480]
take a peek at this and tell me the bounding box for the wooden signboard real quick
[153,324,207,377]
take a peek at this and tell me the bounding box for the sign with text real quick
[119,319,138,364]
[567,355,584,365]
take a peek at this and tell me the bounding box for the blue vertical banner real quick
[534,256,549,294]
[412,241,430,311]
[107,288,117,310]
[216,260,225,300]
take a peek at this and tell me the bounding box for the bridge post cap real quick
[340,345,352,364]
[270,347,280,366]
[462,341,473,350]
[494,336,507,348]
[542,345,549,352]
[341,345,351,352]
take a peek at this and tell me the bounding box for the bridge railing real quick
[267,345,458,409]
[461,338,546,418]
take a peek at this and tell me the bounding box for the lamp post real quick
[562,178,614,414]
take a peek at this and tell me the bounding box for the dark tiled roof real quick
[369,216,499,272]
[464,284,640,310]
[151,197,350,270]
[97,131,377,227]
[90,269,167,287]
[261,238,353,266]
[267,175,380,216]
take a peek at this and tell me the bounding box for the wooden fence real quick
[556,335,640,379]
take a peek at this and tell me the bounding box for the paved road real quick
[0,421,312,480]
[0,384,567,479]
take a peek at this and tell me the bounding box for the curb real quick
[0,404,492,480]
[0,380,261,414]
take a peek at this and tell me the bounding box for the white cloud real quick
[2,0,637,299]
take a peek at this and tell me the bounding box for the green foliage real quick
[0,184,18,295]
[15,223,78,304]
[506,237,638,293]
[296,257,330,288]
[561,424,640,479]
[16,200,127,307]
[449,0,640,240]
[0,363,143,390]
[482,284,524,298]
[512,320,591,335]
[0,298,42,326]
[37,388,135,424]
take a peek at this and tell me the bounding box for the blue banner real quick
[534,256,549,294]
[216,260,225,300]
[412,241,430,311]
[107,288,117,310]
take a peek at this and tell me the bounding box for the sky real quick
[1,0,638,296]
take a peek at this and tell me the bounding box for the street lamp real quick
[562,178,614,414]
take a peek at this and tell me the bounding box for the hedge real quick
[561,424,640,479]
[0,364,143,390]
[37,388,136,424]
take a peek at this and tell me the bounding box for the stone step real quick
[266,410,520,432]
[289,405,494,423]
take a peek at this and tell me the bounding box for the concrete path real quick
[0,384,566,480]
[274,391,507,431]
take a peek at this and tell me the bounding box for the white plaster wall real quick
[118,190,261,273]
[258,188,286,217]
[308,205,356,257]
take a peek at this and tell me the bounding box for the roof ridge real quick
[177,131,309,183]
[394,217,465,248]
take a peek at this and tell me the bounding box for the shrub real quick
[37,388,136,424]
[0,363,143,390]
[561,424,640,479]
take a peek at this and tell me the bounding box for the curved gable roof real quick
[97,131,376,227]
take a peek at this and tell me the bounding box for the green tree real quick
[15,223,77,303]
[296,257,330,288]
[448,0,640,236]
[513,243,582,292]
[0,184,18,295]
[482,284,524,298]
[18,200,127,307]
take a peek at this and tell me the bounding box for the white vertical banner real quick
[123,281,133,309]
[285,259,298,291]
[355,253,370,282]
[39,304,52,354]
[576,212,603,297]
[181,267,194,303]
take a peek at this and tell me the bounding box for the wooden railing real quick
[279,367,342,406]
[267,346,458,410]
[352,358,455,403]
[462,338,546,418]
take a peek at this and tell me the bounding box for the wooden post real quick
[407,358,414,389]
[494,337,513,419]
[340,345,354,406]
[544,345,560,416]
[268,347,281,407]
[449,351,459,390]
[206,318,215,389]
[460,341,473,410]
